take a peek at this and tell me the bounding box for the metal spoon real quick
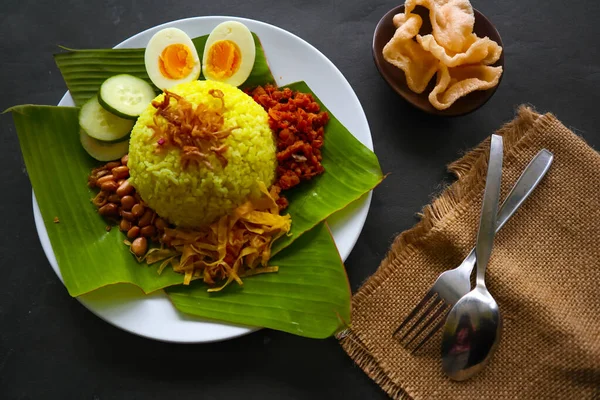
[441,134,503,381]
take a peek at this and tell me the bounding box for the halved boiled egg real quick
[202,21,256,87]
[144,27,201,90]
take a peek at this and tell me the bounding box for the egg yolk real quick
[206,40,241,79]
[159,44,195,80]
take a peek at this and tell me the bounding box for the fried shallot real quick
[149,89,235,170]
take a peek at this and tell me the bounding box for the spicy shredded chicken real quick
[149,89,234,170]
[142,182,291,292]
[248,85,329,199]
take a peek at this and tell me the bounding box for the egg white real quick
[144,27,201,90]
[202,21,256,87]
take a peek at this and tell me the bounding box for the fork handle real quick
[461,149,553,267]
[495,149,553,231]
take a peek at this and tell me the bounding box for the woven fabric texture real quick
[340,107,600,399]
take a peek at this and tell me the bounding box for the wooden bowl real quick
[372,5,504,117]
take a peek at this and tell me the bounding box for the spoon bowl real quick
[441,286,502,380]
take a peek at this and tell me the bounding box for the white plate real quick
[33,16,374,343]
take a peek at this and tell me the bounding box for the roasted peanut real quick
[140,225,155,238]
[100,180,119,192]
[90,170,110,187]
[121,211,136,221]
[119,219,133,232]
[116,180,134,197]
[121,195,135,211]
[105,161,121,170]
[131,203,145,218]
[96,174,115,187]
[108,194,121,204]
[154,217,167,231]
[98,203,118,217]
[92,191,108,207]
[130,237,148,257]
[127,226,140,239]
[91,166,107,175]
[111,166,129,180]
[160,232,172,245]
[138,209,154,227]
[121,154,129,166]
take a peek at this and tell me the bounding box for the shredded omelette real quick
[142,182,291,292]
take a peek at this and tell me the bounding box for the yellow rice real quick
[128,80,276,228]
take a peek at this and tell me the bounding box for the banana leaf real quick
[9,104,353,338]
[10,105,185,296]
[166,222,351,338]
[54,33,274,107]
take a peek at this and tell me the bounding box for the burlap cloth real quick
[339,106,600,399]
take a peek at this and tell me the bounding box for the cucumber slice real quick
[80,130,129,162]
[98,74,156,119]
[79,96,134,142]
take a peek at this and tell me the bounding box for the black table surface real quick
[2,0,599,399]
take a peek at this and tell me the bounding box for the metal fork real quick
[392,149,554,353]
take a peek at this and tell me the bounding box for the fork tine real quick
[392,290,435,337]
[404,301,447,346]
[410,307,451,354]
[397,295,442,343]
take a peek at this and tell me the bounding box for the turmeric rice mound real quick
[128,80,277,228]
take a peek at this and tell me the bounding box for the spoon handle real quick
[475,135,503,287]
[458,149,553,280]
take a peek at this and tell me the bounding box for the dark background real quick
[1,0,599,399]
